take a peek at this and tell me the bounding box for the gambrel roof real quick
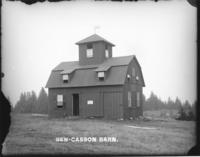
[46,55,145,88]
[75,34,115,46]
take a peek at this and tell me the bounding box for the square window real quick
[98,72,105,81]
[98,72,105,78]
[62,74,69,83]
[87,100,94,105]
[86,49,93,58]
[57,95,63,107]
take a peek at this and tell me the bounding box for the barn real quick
[46,34,145,119]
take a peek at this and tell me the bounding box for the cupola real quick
[76,34,115,65]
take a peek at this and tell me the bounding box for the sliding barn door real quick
[103,92,123,119]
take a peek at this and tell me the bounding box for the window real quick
[105,50,109,58]
[128,91,132,107]
[86,44,93,58]
[57,95,63,107]
[98,72,105,81]
[98,72,105,78]
[137,92,140,107]
[105,45,109,58]
[87,100,94,105]
[62,74,69,83]
[132,68,136,77]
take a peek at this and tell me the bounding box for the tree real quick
[176,100,195,121]
[14,92,26,113]
[37,87,49,114]
[28,91,37,113]
[177,105,187,120]
[175,97,182,110]
[191,100,196,120]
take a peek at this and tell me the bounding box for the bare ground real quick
[3,113,196,155]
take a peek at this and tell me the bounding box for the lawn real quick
[3,113,196,155]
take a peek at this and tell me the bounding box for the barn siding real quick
[123,58,143,119]
[103,91,123,119]
[79,42,112,65]
[48,86,123,118]
[81,92,102,117]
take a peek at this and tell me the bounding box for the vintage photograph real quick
[1,0,197,155]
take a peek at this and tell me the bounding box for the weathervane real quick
[94,26,100,34]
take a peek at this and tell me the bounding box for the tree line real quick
[14,87,49,114]
[13,89,196,120]
[143,92,196,120]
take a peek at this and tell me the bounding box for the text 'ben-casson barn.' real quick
[46,34,145,119]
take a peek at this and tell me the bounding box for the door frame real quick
[72,93,79,116]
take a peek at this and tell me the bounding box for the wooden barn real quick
[46,34,145,119]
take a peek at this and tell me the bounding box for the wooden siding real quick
[79,41,113,65]
[123,58,143,119]
[103,92,123,119]
[81,92,103,117]
[48,86,123,118]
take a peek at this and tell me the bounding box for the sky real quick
[2,0,197,106]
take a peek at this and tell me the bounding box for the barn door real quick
[103,92,123,119]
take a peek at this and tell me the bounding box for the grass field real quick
[3,113,196,155]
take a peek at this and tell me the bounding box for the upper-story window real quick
[86,44,93,58]
[62,74,69,83]
[98,71,105,81]
[105,45,109,58]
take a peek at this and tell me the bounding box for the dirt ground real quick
[3,113,196,155]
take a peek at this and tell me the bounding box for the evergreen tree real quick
[14,92,26,113]
[177,105,187,120]
[37,87,49,114]
[192,100,196,120]
[175,97,182,110]
[176,100,195,121]
[14,90,38,113]
[25,91,37,113]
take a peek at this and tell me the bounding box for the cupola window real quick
[98,71,105,81]
[86,43,93,58]
[105,45,109,58]
[62,74,69,83]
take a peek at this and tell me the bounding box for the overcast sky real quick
[2,0,196,106]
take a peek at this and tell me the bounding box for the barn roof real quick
[46,55,134,88]
[75,34,115,46]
